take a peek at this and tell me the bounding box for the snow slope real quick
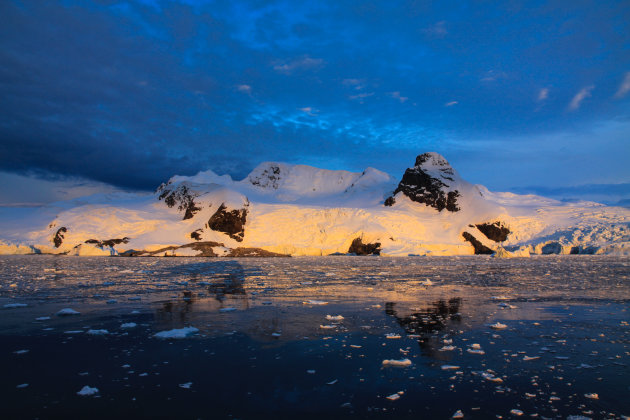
[1,153,628,256]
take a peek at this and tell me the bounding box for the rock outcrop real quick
[53,227,67,248]
[157,183,201,220]
[348,237,381,255]
[85,237,130,248]
[384,153,461,212]
[462,232,494,254]
[475,222,510,242]
[207,203,248,242]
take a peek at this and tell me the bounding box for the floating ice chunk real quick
[153,327,199,339]
[306,370,316,374]
[385,333,401,339]
[491,296,511,300]
[87,329,109,335]
[4,303,27,308]
[179,382,192,389]
[523,356,540,361]
[121,323,137,329]
[56,308,80,316]
[584,393,599,400]
[467,349,485,355]
[16,383,29,389]
[325,315,344,321]
[489,322,507,330]
[14,349,29,355]
[303,300,328,305]
[219,307,236,312]
[443,339,453,344]
[525,393,536,398]
[510,409,524,416]
[350,345,362,348]
[498,303,517,309]
[419,279,433,286]
[77,386,99,396]
[386,393,401,401]
[441,365,460,371]
[439,345,456,351]
[566,416,593,420]
[35,316,51,321]
[471,343,482,349]
[319,325,336,329]
[578,363,594,369]
[382,358,412,367]
[452,409,464,418]
[481,372,503,383]
[326,379,338,385]
[64,330,84,334]
[271,332,282,337]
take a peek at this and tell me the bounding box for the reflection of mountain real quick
[386,298,462,359]
[155,260,248,326]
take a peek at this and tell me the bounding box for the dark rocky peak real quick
[157,182,201,220]
[384,152,461,212]
[248,164,283,189]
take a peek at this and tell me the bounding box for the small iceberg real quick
[77,385,99,396]
[153,327,199,339]
[56,308,80,316]
[382,358,412,367]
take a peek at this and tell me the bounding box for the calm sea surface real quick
[1,255,629,419]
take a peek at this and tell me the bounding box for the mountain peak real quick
[385,152,462,212]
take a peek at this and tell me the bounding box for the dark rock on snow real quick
[53,227,67,248]
[208,203,248,242]
[384,153,460,212]
[461,232,494,254]
[85,237,130,247]
[157,183,201,220]
[348,237,381,255]
[475,222,510,242]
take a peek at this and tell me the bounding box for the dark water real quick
[0,255,629,419]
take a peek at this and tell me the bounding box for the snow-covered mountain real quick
[1,152,629,256]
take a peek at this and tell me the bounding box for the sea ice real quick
[452,409,464,418]
[489,322,507,330]
[179,382,193,389]
[441,365,460,370]
[77,385,99,396]
[16,384,29,389]
[3,303,27,308]
[382,358,412,367]
[121,323,137,329]
[13,349,29,355]
[584,393,599,400]
[386,393,401,401]
[510,409,524,416]
[303,300,328,305]
[35,316,51,321]
[87,329,109,335]
[219,307,237,312]
[153,327,199,339]
[56,308,80,316]
[325,315,344,321]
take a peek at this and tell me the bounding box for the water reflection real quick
[386,298,462,358]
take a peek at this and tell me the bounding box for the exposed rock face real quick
[208,203,248,242]
[157,183,201,220]
[462,232,493,254]
[348,237,381,255]
[53,227,67,248]
[85,237,130,248]
[248,165,282,189]
[190,229,203,241]
[384,153,461,212]
[475,222,510,242]
[227,247,289,257]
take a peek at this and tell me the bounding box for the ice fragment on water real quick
[441,365,460,370]
[325,315,344,321]
[386,393,401,401]
[3,303,27,308]
[385,333,401,339]
[153,327,199,339]
[219,307,237,312]
[510,409,524,416]
[179,382,193,389]
[452,409,464,418]
[14,349,29,355]
[584,393,599,400]
[121,323,137,329]
[523,356,540,361]
[489,322,507,330]
[16,383,28,389]
[77,386,99,396]
[303,300,328,305]
[382,358,412,367]
[35,316,50,321]
[57,308,80,316]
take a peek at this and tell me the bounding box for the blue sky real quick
[1,0,629,203]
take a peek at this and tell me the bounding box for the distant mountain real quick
[1,152,629,256]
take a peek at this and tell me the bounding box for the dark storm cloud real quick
[1,0,629,192]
